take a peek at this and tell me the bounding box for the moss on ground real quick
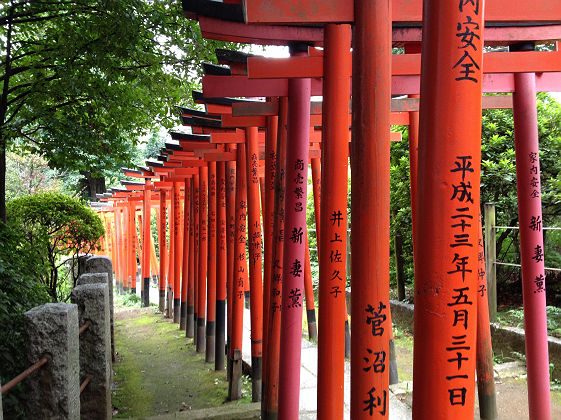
[112,307,250,418]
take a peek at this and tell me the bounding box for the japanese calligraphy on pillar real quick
[209,170,216,243]
[327,209,346,301]
[453,0,481,83]
[269,151,277,192]
[526,151,546,294]
[194,177,200,256]
[219,171,227,253]
[362,300,388,416]
[446,155,477,407]
[477,234,487,298]
[271,164,286,314]
[200,176,207,243]
[284,158,307,311]
[236,198,247,302]
[249,152,262,266]
[174,184,181,240]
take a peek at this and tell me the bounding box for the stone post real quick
[71,284,111,420]
[80,256,115,362]
[25,303,80,420]
[77,272,114,362]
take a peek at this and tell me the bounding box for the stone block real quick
[79,256,115,362]
[25,303,80,420]
[71,283,111,420]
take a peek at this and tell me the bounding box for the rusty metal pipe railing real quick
[79,375,91,394]
[1,357,48,395]
[79,321,91,335]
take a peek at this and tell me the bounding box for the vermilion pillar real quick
[351,0,391,417]
[404,45,421,260]
[263,111,278,384]
[168,188,176,319]
[173,181,182,323]
[225,155,236,376]
[158,190,167,313]
[187,178,196,338]
[311,157,321,246]
[230,143,248,400]
[303,231,316,341]
[318,23,351,420]
[142,179,152,307]
[207,162,217,362]
[121,206,129,292]
[216,161,227,370]
[308,156,321,340]
[413,0,484,418]
[181,179,191,331]
[278,46,311,419]
[263,96,287,419]
[511,56,551,419]
[127,203,136,294]
[476,218,498,419]
[246,126,264,401]
[197,166,208,353]
[114,208,122,293]
[193,173,200,343]
[133,211,140,293]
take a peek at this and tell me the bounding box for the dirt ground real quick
[391,328,561,419]
[112,306,561,419]
[112,306,251,418]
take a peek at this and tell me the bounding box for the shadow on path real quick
[112,306,251,418]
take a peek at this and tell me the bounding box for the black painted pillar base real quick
[206,321,215,363]
[251,356,262,402]
[159,289,165,313]
[215,300,226,371]
[173,298,180,323]
[123,286,129,294]
[244,290,251,309]
[226,338,231,381]
[262,410,278,420]
[186,305,195,338]
[193,311,198,346]
[228,349,242,401]
[196,317,206,353]
[142,277,150,307]
[166,286,173,318]
[306,308,318,340]
[344,319,351,359]
[180,300,187,330]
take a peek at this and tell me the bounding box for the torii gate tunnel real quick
[92,0,561,419]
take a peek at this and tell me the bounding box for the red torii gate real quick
[94,2,561,418]
[179,1,560,419]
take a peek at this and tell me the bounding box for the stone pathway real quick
[241,309,412,419]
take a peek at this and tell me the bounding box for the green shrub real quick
[0,223,49,418]
[7,192,104,302]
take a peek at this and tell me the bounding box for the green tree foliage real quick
[7,192,104,302]
[144,130,168,160]
[6,151,61,201]
[390,93,561,299]
[0,1,236,220]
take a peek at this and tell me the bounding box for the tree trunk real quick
[0,134,6,223]
[80,171,106,201]
[0,4,15,224]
